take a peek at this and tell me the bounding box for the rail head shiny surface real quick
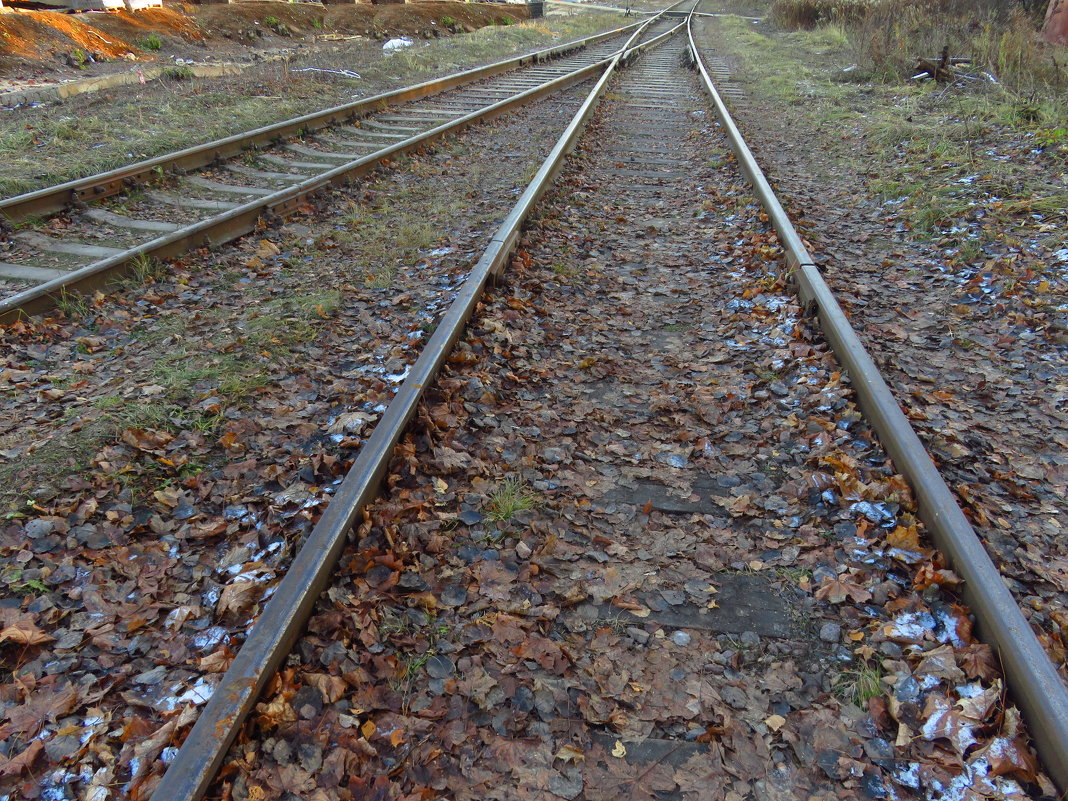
[685,15,1068,792]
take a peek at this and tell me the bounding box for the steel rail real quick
[0,22,683,324]
[148,14,684,801]
[0,22,644,223]
[686,17,1068,792]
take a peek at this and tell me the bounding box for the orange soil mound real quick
[86,8,204,45]
[0,10,136,61]
[193,1,527,42]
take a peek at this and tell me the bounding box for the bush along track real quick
[204,42,1055,801]
[0,83,588,800]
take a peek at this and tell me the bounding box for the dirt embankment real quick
[0,1,528,78]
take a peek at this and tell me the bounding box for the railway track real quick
[1,4,1065,800]
[0,14,682,319]
[152,8,1063,801]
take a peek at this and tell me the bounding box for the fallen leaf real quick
[0,623,53,646]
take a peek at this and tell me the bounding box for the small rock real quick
[671,630,692,646]
[721,685,748,709]
[819,622,842,643]
[458,509,483,526]
[812,564,837,583]
[515,541,532,559]
[397,571,428,592]
[879,641,903,657]
[455,544,482,563]
[548,770,583,801]
[542,447,566,464]
[512,685,535,713]
[660,589,686,606]
[626,626,650,645]
[291,685,323,719]
[298,743,322,774]
[425,654,454,679]
[133,665,167,685]
[44,734,81,762]
[440,584,468,607]
[23,519,54,538]
[739,631,760,647]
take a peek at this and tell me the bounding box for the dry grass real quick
[770,0,1068,91]
[0,12,623,198]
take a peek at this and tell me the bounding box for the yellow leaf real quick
[611,740,627,758]
[554,744,585,763]
[361,720,376,740]
[578,357,597,369]
[255,239,281,259]
[433,477,448,494]
[630,607,651,618]
[764,714,786,732]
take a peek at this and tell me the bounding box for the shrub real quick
[141,33,163,52]
[774,0,1068,91]
[770,0,871,29]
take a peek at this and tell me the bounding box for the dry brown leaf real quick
[814,576,872,604]
[0,739,43,777]
[0,623,53,646]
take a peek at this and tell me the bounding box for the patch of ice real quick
[918,673,941,690]
[934,605,967,647]
[885,610,934,641]
[191,625,226,651]
[175,676,214,706]
[957,682,985,698]
[892,762,920,789]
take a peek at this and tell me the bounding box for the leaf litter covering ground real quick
[689,19,1068,675]
[0,84,587,799]
[211,49,1054,801]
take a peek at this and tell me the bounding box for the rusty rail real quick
[686,16,1068,792]
[0,24,678,324]
[147,11,688,801]
[0,21,643,223]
